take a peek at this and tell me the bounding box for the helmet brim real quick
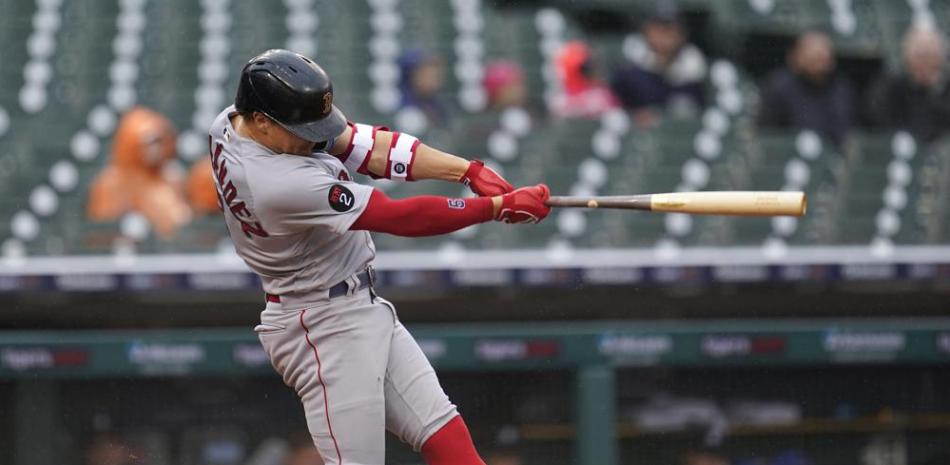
[277,104,348,143]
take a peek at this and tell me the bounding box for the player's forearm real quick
[329,123,512,196]
[360,131,468,182]
[329,124,469,182]
[398,144,470,182]
[351,189,501,237]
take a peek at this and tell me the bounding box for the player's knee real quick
[408,408,458,451]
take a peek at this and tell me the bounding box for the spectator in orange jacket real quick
[187,157,221,215]
[87,106,191,239]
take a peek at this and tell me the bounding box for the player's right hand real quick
[495,184,551,224]
[460,160,515,197]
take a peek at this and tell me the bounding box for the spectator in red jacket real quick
[550,41,619,119]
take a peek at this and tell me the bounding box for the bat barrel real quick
[650,191,806,216]
[546,191,806,217]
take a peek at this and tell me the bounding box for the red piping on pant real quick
[299,309,343,463]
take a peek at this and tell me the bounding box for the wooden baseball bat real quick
[545,191,806,217]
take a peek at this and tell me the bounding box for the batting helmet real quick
[234,49,347,143]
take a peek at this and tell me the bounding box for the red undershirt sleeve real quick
[350,189,494,237]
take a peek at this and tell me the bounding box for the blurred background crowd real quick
[2,0,950,465]
[65,1,950,242]
[1,0,949,252]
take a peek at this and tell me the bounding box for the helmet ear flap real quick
[235,70,266,114]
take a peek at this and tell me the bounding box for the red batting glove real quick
[495,184,551,224]
[460,160,514,197]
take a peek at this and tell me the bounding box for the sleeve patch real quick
[328,184,357,212]
[447,198,466,209]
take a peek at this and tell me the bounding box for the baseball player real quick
[208,49,550,465]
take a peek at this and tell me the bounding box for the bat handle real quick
[546,196,595,208]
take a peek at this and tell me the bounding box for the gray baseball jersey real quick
[209,105,459,464]
[209,105,376,308]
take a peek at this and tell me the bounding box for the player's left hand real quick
[460,160,514,197]
[495,184,551,224]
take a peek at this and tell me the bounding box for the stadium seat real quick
[2,0,949,255]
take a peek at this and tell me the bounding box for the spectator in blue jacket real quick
[398,47,448,124]
[610,2,707,126]
[757,30,855,145]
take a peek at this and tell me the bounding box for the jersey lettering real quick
[210,137,270,238]
[221,179,238,204]
[240,220,269,238]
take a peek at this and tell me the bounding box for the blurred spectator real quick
[867,23,950,142]
[682,449,730,465]
[187,158,221,216]
[485,448,523,465]
[87,106,191,239]
[610,2,706,125]
[770,450,813,465]
[282,433,323,465]
[398,48,448,124]
[757,30,855,145]
[83,433,136,465]
[484,60,527,111]
[551,41,620,118]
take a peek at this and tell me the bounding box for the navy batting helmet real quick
[234,49,347,142]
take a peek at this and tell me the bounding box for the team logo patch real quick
[322,92,333,114]
[393,162,406,175]
[447,198,466,209]
[328,184,355,212]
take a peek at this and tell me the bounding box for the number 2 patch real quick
[328,184,356,212]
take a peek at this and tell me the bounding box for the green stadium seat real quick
[2,0,947,255]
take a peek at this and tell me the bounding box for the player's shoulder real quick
[249,154,340,200]
[208,105,235,140]
[274,151,340,175]
[275,151,353,183]
[310,151,347,172]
